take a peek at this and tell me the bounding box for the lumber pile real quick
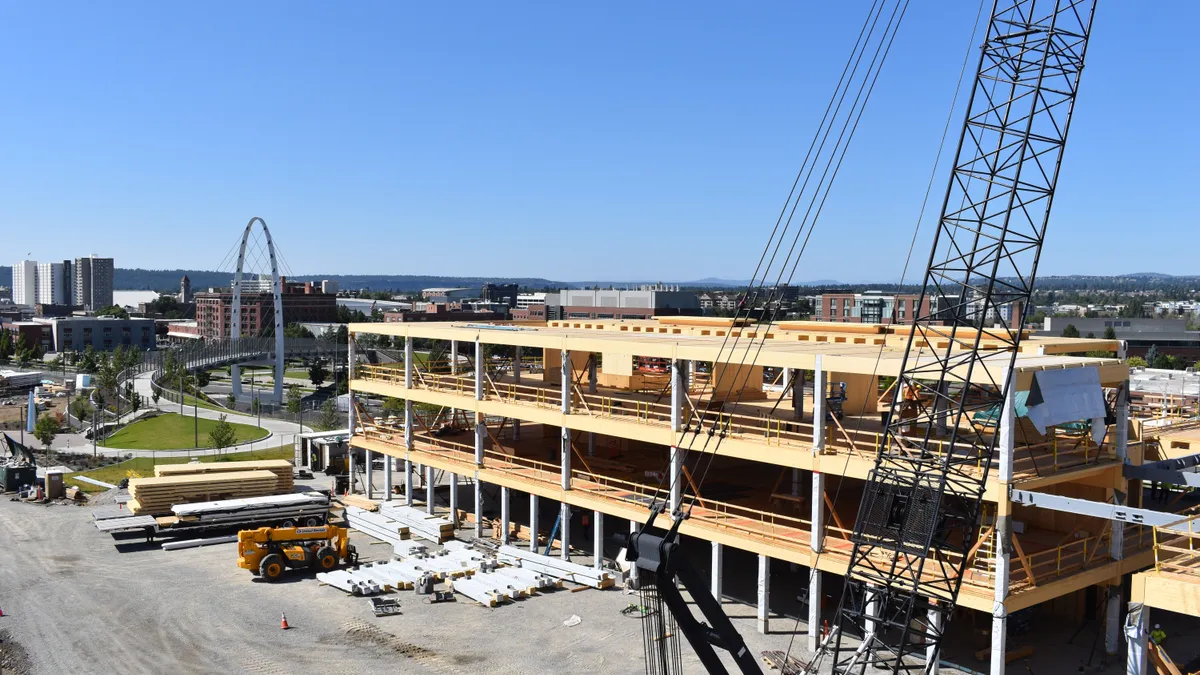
[154,460,294,492]
[336,494,379,511]
[378,503,455,542]
[127,470,281,515]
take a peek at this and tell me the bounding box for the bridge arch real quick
[230,217,285,403]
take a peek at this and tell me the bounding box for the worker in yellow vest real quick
[1150,624,1166,645]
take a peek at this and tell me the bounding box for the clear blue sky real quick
[1,2,1195,283]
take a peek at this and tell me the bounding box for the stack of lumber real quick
[497,545,616,589]
[378,503,455,542]
[336,494,378,511]
[154,460,294,493]
[344,506,411,545]
[127,470,280,515]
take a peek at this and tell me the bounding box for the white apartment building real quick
[11,261,38,307]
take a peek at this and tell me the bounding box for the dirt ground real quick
[0,397,67,431]
[1,491,1198,675]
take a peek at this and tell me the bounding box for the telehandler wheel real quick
[259,553,286,582]
[304,516,323,527]
[314,546,339,572]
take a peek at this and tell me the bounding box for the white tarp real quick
[1024,367,1107,442]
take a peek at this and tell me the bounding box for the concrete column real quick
[629,520,640,586]
[425,465,435,514]
[757,555,770,634]
[348,336,357,434]
[474,479,483,538]
[474,338,484,401]
[347,447,355,495]
[1108,382,1131,655]
[559,502,571,561]
[807,570,822,652]
[529,494,539,553]
[588,354,598,394]
[449,473,459,526]
[501,486,511,545]
[711,542,723,602]
[383,455,393,501]
[812,357,826,451]
[514,346,522,384]
[561,350,571,492]
[864,585,881,636]
[364,449,373,500]
[993,369,1014,675]
[475,417,484,466]
[587,432,595,457]
[782,367,791,392]
[670,358,683,513]
[927,603,943,675]
[450,340,458,375]
[593,510,604,569]
[1125,603,1149,675]
[231,364,242,399]
[935,381,950,435]
[404,459,413,506]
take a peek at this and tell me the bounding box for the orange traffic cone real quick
[280,613,290,630]
[0,605,5,617]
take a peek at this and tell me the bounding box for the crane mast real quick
[826,1,1097,673]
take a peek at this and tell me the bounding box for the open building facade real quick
[340,316,1200,673]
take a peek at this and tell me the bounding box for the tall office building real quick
[36,262,66,305]
[11,260,38,307]
[74,255,114,310]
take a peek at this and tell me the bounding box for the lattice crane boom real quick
[826,1,1098,673]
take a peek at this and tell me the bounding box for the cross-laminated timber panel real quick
[349,322,1129,388]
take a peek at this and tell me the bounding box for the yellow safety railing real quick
[1153,513,1200,576]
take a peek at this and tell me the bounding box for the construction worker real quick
[1151,624,1167,645]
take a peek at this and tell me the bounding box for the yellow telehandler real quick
[237,525,358,582]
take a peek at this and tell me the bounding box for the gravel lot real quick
[3,492,1191,674]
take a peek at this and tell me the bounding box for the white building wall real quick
[12,261,38,307]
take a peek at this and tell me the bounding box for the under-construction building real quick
[340,316,1200,674]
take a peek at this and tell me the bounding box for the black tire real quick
[278,519,296,528]
[314,546,339,572]
[303,516,322,527]
[259,553,285,582]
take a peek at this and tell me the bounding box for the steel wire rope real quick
[684,0,910,515]
[782,1,990,670]
[633,0,898,521]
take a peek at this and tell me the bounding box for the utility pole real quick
[91,408,96,457]
[194,370,199,449]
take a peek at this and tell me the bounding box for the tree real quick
[283,323,315,339]
[315,399,340,431]
[225,394,236,408]
[1061,324,1081,338]
[1146,345,1159,365]
[207,414,237,453]
[78,345,101,373]
[129,391,142,412]
[286,385,303,416]
[95,305,130,319]
[1103,325,1117,340]
[70,397,93,423]
[382,397,405,416]
[251,397,262,417]
[0,330,12,362]
[308,359,329,387]
[1085,332,1096,339]
[1127,356,1148,368]
[195,370,211,388]
[151,388,160,406]
[34,414,59,450]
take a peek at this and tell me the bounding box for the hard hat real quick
[1155,624,1161,629]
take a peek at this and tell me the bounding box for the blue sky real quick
[1,2,1195,282]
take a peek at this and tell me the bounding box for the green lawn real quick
[65,444,293,493]
[101,412,268,451]
[163,393,225,412]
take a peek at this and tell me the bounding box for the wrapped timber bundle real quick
[127,470,280,515]
[154,459,294,493]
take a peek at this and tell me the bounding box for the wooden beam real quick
[1010,533,1037,587]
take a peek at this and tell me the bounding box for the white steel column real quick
[405,336,414,506]
[449,473,459,526]
[501,486,511,545]
[757,554,770,634]
[670,358,683,514]
[1125,603,1149,675]
[449,339,458,421]
[561,350,571,492]
[592,510,604,569]
[782,367,791,392]
[711,542,723,602]
[425,465,435,514]
[364,449,373,500]
[628,520,640,586]
[812,357,826,450]
[807,570,822,652]
[559,502,571,561]
[865,585,881,637]
[529,494,539,553]
[927,603,943,675]
[383,455,393,501]
[347,448,356,495]
[474,479,483,538]
[1108,382,1131,655]
[808,470,825,652]
[992,370,1015,675]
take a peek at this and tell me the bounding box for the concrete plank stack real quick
[497,545,616,589]
[127,470,280,515]
[377,503,455,542]
[155,460,294,493]
[344,506,411,545]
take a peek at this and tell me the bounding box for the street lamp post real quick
[194,370,199,449]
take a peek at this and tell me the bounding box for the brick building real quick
[194,278,337,339]
[813,291,929,324]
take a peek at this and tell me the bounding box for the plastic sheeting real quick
[1025,367,1107,442]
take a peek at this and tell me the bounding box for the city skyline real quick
[1,3,1196,282]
